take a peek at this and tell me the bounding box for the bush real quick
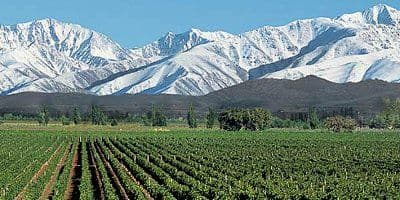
[270,117,311,129]
[125,113,143,123]
[369,115,386,129]
[61,115,70,126]
[111,118,118,126]
[218,109,243,131]
[218,108,272,131]
[242,108,272,131]
[271,117,285,128]
[302,123,311,130]
[325,116,356,133]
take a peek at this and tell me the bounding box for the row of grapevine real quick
[130,138,261,199]
[105,138,176,199]
[44,143,75,200]
[118,139,216,198]
[21,142,71,199]
[96,140,147,199]
[112,139,202,199]
[0,142,50,197]
[0,141,61,199]
[88,141,119,199]
[79,140,94,199]
[1,130,400,199]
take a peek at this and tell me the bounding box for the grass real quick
[0,119,399,139]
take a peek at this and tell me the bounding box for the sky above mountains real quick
[0,0,398,47]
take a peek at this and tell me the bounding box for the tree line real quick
[30,103,217,129]
[31,104,356,132]
[2,98,400,132]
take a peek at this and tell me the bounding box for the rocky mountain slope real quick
[2,76,399,118]
[1,4,399,96]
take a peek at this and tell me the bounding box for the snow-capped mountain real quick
[0,18,151,95]
[131,28,235,59]
[249,4,400,82]
[1,4,400,96]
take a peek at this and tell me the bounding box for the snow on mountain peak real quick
[362,4,399,25]
[132,28,234,59]
[0,18,130,63]
[337,4,400,26]
[0,18,150,95]
[371,4,394,10]
[2,4,400,96]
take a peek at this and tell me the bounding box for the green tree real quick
[72,107,82,125]
[61,115,70,126]
[271,117,285,128]
[37,112,46,126]
[218,108,243,131]
[144,105,167,127]
[152,107,167,126]
[325,116,356,133]
[37,106,50,126]
[242,108,273,131]
[187,104,197,128]
[369,115,386,129]
[143,111,153,126]
[99,112,108,125]
[206,107,216,129]
[111,118,118,126]
[90,105,99,125]
[153,109,167,127]
[218,108,273,131]
[308,108,320,129]
[90,105,107,125]
[380,98,400,129]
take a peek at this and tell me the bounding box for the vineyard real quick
[0,130,400,199]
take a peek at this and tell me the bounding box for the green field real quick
[0,125,399,199]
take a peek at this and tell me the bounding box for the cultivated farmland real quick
[0,130,399,199]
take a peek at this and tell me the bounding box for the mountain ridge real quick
[1,76,399,118]
[1,4,400,96]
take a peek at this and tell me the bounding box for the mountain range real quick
[1,4,400,96]
[2,76,399,117]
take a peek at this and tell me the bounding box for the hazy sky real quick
[0,0,398,47]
